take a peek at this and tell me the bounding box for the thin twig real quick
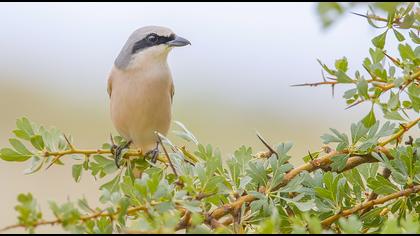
[321,185,420,228]
[291,81,338,87]
[42,148,167,164]
[156,133,178,177]
[0,205,147,233]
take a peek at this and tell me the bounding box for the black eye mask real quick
[131,33,175,54]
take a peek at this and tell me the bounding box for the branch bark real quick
[0,205,148,233]
[359,167,392,215]
[320,185,420,228]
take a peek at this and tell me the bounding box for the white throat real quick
[126,45,172,71]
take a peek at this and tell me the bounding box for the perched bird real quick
[107,26,190,166]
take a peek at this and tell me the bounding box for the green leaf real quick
[407,84,420,112]
[77,198,92,214]
[315,187,333,202]
[203,176,224,193]
[350,122,369,144]
[276,142,293,156]
[250,198,268,213]
[336,71,354,83]
[399,12,415,29]
[0,148,31,162]
[247,161,268,186]
[375,121,396,138]
[13,130,31,141]
[116,197,130,225]
[321,133,342,143]
[409,30,420,44]
[392,29,405,42]
[398,44,415,60]
[357,78,369,99]
[390,199,404,213]
[388,91,400,110]
[339,215,362,234]
[72,164,83,183]
[316,2,344,28]
[317,59,335,75]
[9,138,32,155]
[48,201,81,228]
[369,48,385,64]
[280,194,315,211]
[172,121,198,145]
[352,168,365,190]
[362,108,376,128]
[278,172,305,193]
[15,193,42,233]
[367,175,399,195]
[30,135,45,151]
[100,174,121,193]
[321,128,349,151]
[402,100,412,108]
[180,200,202,213]
[383,110,405,121]
[343,88,358,99]
[331,154,349,171]
[23,156,44,175]
[90,155,118,178]
[371,31,387,49]
[323,172,334,190]
[335,57,348,72]
[16,117,34,137]
[239,176,252,189]
[228,146,252,186]
[268,156,288,189]
[375,2,400,13]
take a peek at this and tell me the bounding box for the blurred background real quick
[0,2,415,233]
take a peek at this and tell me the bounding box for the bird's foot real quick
[145,143,160,163]
[111,140,132,168]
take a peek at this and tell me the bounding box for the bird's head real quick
[114,26,191,70]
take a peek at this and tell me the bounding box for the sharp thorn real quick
[351,12,368,18]
[256,131,278,158]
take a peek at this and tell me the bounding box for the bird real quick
[107,26,190,167]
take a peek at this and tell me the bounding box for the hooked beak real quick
[166,35,191,47]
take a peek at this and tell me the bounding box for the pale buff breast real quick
[109,65,173,152]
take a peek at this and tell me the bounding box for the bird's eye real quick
[147,34,158,43]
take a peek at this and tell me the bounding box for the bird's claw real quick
[145,144,159,164]
[112,140,132,168]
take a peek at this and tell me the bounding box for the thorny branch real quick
[4,115,420,232]
[0,205,149,233]
[320,185,420,228]
[1,115,418,233]
[292,68,420,91]
[292,69,420,110]
[209,117,419,223]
